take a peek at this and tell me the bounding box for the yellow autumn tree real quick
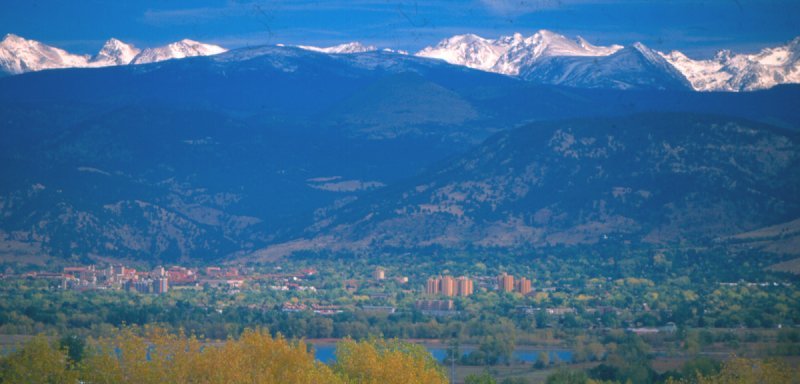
[192,328,341,384]
[0,334,79,384]
[334,338,448,384]
[6,327,451,384]
[80,325,207,384]
[81,326,340,384]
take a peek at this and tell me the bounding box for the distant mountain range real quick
[416,30,800,91]
[254,113,799,260]
[0,34,225,74]
[0,41,799,263]
[2,31,799,91]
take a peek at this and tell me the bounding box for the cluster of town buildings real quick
[21,264,247,294]
[423,272,533,297]
[414,272,536,316]
[17,263,567,319]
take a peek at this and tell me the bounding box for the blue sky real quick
[2,0,799,58]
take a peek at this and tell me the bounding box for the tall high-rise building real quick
[456,276,474,297]
[498,273,514,293]
[154,277,169,294]
[516,277,532,295]
[373,267,385,280]
[441,276,455,296]
[426,277,440,295]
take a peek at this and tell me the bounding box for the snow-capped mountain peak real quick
[662,35,800,91]
[415,33,508,72]
[575,36,623,56]
[0,34,228,76]
[0,33,90,74]
[90,38,140,66]
[517,40,692,90]
[496,33,525,46]
[3,33,23,44]
[631,42,664,63]
[296,42,377,54]
[131,39,226,64]
[416,30,624,76]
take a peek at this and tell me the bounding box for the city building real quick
[167,266,196,285]
[154,277,169,294]
[498,273,514,292]
[124,279,153,294]
[426,275,474,297]
[516,277,532,295]
[441,275,455,296]
[426,277,440,295]
[456,276,474,296]
[373,267,385,280]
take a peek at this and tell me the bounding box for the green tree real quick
[59,334,85,366]
[465,370,497,384]
[546,369,589,384]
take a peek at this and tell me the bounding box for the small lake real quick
[313,344,573,364]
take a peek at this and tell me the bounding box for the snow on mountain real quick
[662,37,800,91]
[417,30,800,91]
[0,33,90,75]
[576,36,625,56]
[416,33,515,72]
[130,39,226,64]
[0,34,227,75]
[416,31,684,90]
[520,42,692,90]
[297,42,377,54]
[415,30,622,75]
[661,51,730,91]
[381,48,409,55]
[90,38,140,66]
[2,30,798,91]
[493,30,623,75]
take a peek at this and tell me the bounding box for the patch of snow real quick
[297,42,377,54]
[131,39,226,64]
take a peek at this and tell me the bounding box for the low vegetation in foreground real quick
[0,326,447,384]
[1,328,799,384]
